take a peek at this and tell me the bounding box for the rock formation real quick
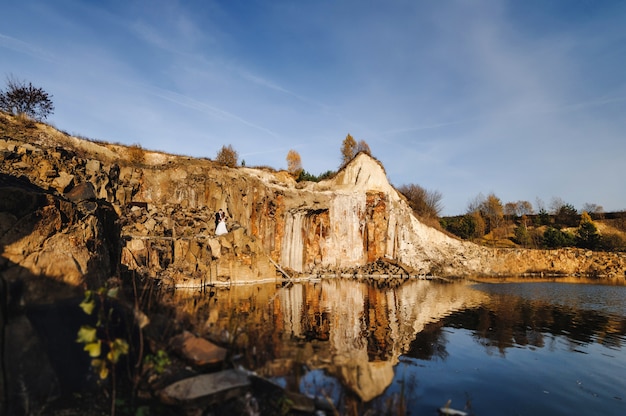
[0,171,118,414]
[1,112,625,413]
[1,112,625,288]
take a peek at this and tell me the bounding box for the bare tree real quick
[398,183,443,219]
[0,75,54,120]
[582,203,604,215]
[504,200,534,218]
[467,192,486,214]
[517,200,534,216]
[504,202,518,219]
[549,197,566,214]
[355,139,371,155]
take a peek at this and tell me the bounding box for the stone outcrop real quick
[0,172,119,415]
[1,112,625,286]
[0,173,118,297]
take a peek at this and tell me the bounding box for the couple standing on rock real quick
[215,209,228,235]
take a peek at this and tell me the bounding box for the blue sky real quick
[2,0,625,216]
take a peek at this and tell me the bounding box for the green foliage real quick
[535,208,551,226]
[317,170,336,180]
[513,224,532,247]
[76,288,129,381]
[443,200,624,251]
[144,350,171,374]
[296,169,336,182]
[441,214,478,239]
[0,75,54,120]
[542,227,575,248]
[576,212,601,250]
[554,203,578,228]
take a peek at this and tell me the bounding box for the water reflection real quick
[166,278,626,414]
[169,279,487,400]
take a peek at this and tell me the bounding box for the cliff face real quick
[1,113,625,287]
[0,174,118,298]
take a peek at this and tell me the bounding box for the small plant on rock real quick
[128,143,145,165]
[76,286,129,416]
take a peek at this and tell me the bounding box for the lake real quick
[170,277,626,415]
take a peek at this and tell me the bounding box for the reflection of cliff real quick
[278,279,488,401]
[166,278,626,404]
[166,279,488,401]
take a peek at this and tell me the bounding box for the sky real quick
[1,0,625,216]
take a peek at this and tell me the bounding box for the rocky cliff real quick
[1,112,625,289]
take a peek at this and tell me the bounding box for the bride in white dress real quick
[215,210,228,235]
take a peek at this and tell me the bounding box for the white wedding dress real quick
[215,219,228,235]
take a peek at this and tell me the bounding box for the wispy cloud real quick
[1,0,624,214]
[0,33,57,63]
[237,69,332,112]
[145,85,281,139]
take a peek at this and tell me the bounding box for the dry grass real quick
[128,143,145,165]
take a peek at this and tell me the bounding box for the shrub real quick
[599,233,626,251]
[513,224,532,247]
[296,169,336,183]
[398,183,443,219]
[441,214,480,240]
[0,76,54,120]
[576,212,601,250]
[215,144,238,167]
[542,227,575,248]
[128,143,145,165]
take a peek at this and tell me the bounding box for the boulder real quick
[159,369,250,406]
[65,182,96,202]
[85,159,101,176]
[51,171,74,193]
[171,330,228,366]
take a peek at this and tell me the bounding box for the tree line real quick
[216,132,372,183]
[439,193,625,251]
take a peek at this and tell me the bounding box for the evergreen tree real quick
[576,212,601,250]
[543,227,575,248]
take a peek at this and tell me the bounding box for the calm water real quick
[169,278,626,415]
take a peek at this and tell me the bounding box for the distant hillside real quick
[440,211,626,251]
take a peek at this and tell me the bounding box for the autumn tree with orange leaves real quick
[286,149,303,177]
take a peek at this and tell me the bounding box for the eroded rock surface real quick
[1,112,625,288]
